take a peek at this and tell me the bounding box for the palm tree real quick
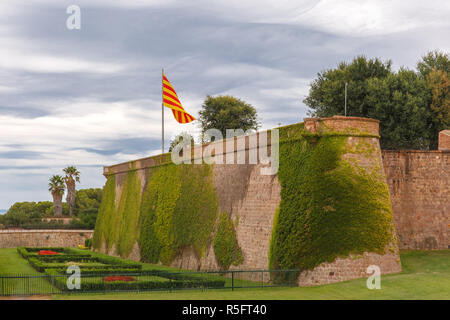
[48,175,65,217]
[63,166,80,216]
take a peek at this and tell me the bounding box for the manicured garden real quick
[8,247,228,294]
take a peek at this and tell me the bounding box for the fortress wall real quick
[169,163,281,275]
[0,230,93,248]
[294,117,402,285]
[96,116,404,285]
[382,150,449,249]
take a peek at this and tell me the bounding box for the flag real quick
[162,74,195,124]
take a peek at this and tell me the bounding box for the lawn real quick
[1,248,449,299]
[0,248,57,295]
[0,248,42,275]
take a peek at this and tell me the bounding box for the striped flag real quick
[162,74,195,124]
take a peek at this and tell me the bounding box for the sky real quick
[0,0,449,210]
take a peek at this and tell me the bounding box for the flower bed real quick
[104,275,136,282]
[17,247,226,292]
[38,250,59,255]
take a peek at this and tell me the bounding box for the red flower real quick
[38,250,59,255]
[103,276,136,282]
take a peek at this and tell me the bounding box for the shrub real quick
[213,212,243,270]
[84,238,92,248]
[45,270,225,292]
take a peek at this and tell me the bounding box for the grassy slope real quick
[0,248,56,295]
[0,248,41,275]
[53,250,450,300]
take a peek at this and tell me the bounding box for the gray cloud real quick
[0,151,42,159]
[0,0,449,208]
[76,137,161,156]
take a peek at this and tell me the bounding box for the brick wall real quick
[0,230,93,248]
[382,150,449,249]
[439,130,450,151]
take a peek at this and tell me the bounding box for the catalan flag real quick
[162,74,195,124]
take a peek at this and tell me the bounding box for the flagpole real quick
[162,68,165,154]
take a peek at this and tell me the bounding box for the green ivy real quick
[213,212,243,270]
[269,123,396,277]
[139,163,218,265]
[115,167,142,257]
[92,168,142,258]
[92,175,116,250]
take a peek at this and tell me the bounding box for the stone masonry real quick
[99,116,408,285]
[0,230,93,248]
[382,149,449,249]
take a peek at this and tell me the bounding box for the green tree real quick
[168,132,194,152]
[365,69,432,149]
[303,54,450,149]
[417,51,450,148]
[426,69,450,148]
[304,56,392,117]
[72,188,102,228]
[2,201,52,226]
[75,188,102,214]
[48,175,65,217]
[198,95,259,140]
[63,166,80,216]
[417,50,450,78]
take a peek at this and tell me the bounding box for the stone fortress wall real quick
[97,116,431,285]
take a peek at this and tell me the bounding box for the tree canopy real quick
[303,52,450,149]
[168,132,194,152]
[198,95,259,140]
[0,188,102,229]
[0,201,52,227]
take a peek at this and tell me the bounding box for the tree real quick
[48,175,65,217]
[417,51,450,148]
[63,166,80,216]
[168,132,194,152]
[304,56,392,117]
[303,54,449,149]
[417,50,450,78]
[426,69,450,148]
[365,69,432,149]
[198,95,259,140]
[74,188,102,215]
[1,202,52,226]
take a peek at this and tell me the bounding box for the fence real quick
[0,269,301,296]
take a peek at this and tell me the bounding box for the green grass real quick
[53,250,449,300]
[0,248,41,275]
[0,248,57,295]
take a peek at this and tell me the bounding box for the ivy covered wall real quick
[93,119,398,277]
[269,123,396,274]
[92,166,142,257]
[139,163,219,265]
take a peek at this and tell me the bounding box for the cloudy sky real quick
[0,0,449,210]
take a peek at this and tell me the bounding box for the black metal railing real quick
[0,269,301,296]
